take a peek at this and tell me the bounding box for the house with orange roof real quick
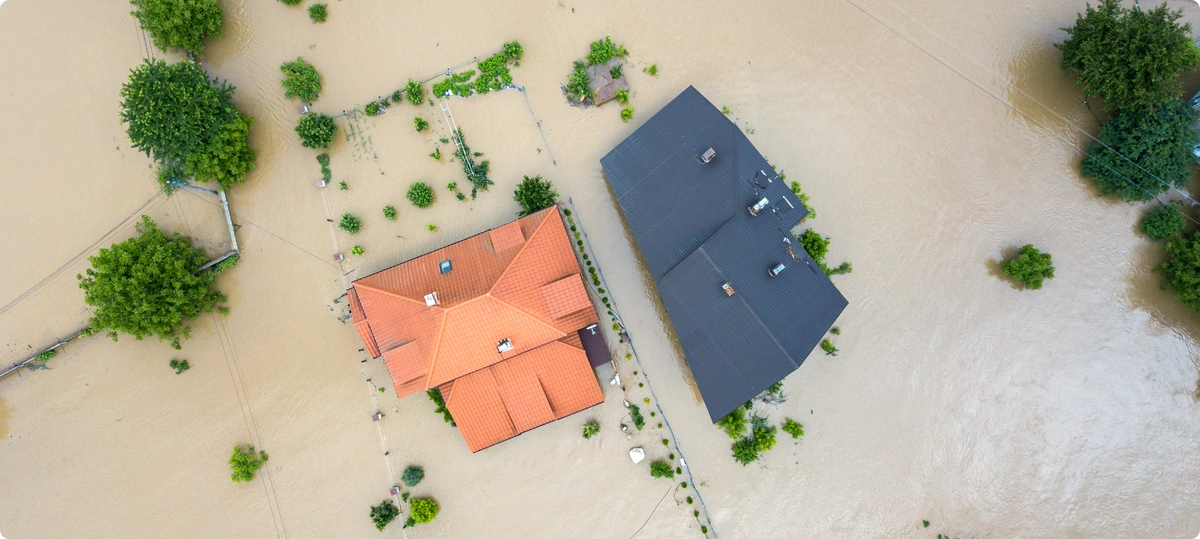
[347,207,608,452]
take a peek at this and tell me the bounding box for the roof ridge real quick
[353,281,435,308]
[422,310,451,390]
[488,208,556,294]
[488,367,518,437]
[487,293,568,341]
[695,246,797,368]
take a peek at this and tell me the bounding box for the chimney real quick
[424,292,439,307]
[497,338,514,353]
[748,197,769,216]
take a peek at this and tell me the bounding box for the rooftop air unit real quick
[768,263,786,277]
[497,338,514,353]
[700,148,716,163]
[424,292,439,307]
[748,197,770,216]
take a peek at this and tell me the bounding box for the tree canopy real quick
[1080,99,1197,201]
[295,113,338,148]
[1161,231,1200,312]
[1057,0,1199,112]
[78,216,225,349]
[120,59,235,165]
[513,175,559,216]
[409,498,440,525]
[228,444,268,482]
[1140,204,1187,242]
[280,58,322,102]
[184,113,257,190]
[369,500,399,531]
[1002,244,1055,290]
[131,0,224,56]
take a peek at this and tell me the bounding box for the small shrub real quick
[279,0,301,5]
[365,102,380,116]
[566,60,593,102]
[820,339,838,356]
[582,419,600,439]
[370,500,399,531]
[615,88,629,104]
[766,381,784,396]
[413,116,429,132]
[1002,244,1055,290]
[169,359,190,374]
[716,407,747,439]
[280,57,322,101]
[455,192,466,201]
[430,147,441,160]
[680,482,687,488]
[610,64,623,79]
[295,113,337,149]
[316,153,330,167]
[307,3,327,22]
[620,107,634,122]
[427,223,438,232]
[229,444,268,482]
[830,326,841,335]
[409,498,440,525]
[643,63,658,75]
[405,79,424,106]
[781,418,804,438]
[504,40,524,60]
[687,496,693,504]
[383,205,397,220]
[350,245,364,256]
[1141,205,1187,242]
[391,90,403,104]
[338,181,348,190]
[587,36,628,65]
[649,460,674,479]
[407,182,434,208]
[731,437,759,465]
[628,403,645,430]
[513,175,559,216]
[401,465,424,487]
[446,182,458,191]
[32,349,57,364]
[923,520,930,528]
[338,213,362,234]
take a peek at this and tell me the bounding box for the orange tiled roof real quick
[348,207,604,452]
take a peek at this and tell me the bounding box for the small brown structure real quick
[587,58,630,106]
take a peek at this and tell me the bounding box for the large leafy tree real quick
[295,113,338,148]
[279,58,322,102]
[184,113,256,189]
[131,0,224,56]
[513,175,559,216]
[1161,232,1200,312]
[1002,244,1056,290]
[1080,99,1197,201]
[77,216,226,349]
[1057,0,1199,112]
[120,59,235,165]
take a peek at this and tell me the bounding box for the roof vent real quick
[700,148,716,163]
[439,259,452,274]
[497,338,514,353]
[768,263,786,277]
[424,292,439,307]
[721,282,735,296]
[786,247,801,261]
[748,197,770,216]
[754,170,773,189]
[774,197,794,214]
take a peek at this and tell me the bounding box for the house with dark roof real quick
[600,86,848,423]
[347,207,607,452]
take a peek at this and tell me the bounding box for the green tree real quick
[781,418,804,439]
[649,460,674,479]
[77,216,224,349]
[426,388,455,425]
[295,113,338,148]
[408,182,435,208]
[383,205,397,220]
[1057,0,1199,112]
[1081,99,1197,201]
[715,407,747,439]
[1161,231,1200,312]
[401,465,424,487]
[731,436,760,465]
[120,59,235,165]
[308,3,327,22]
[1002,244,1055,290]
[1141,205,1187,241]
[131,0,223,56]
[369,500,399,531]
[405,79,425,106]
[229,444,268,482]
[183,113,256,190]
[280,58,322,101]
[339,213,362,234]
[513,175,559,216]
[581,419,600,439]
[409,498,440,525]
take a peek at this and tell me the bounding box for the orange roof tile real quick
[489,220,526,252]
[540,274,592,319]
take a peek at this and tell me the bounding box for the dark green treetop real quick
[1081,99,1197,202]
[513,175,559,216]
[131,0,223,55]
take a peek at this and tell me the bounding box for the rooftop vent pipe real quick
[768,263,786,277]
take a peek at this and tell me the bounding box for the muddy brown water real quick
[2,0,1199,537]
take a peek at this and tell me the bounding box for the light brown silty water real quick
[1,0,1199,537]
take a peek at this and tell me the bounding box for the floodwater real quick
[2,0,1199,537]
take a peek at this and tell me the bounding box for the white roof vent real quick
[424,292,439,307]
[748,197,770,216]
[497,338,514,353]
[700,148,716,163]
[768,263,786,277]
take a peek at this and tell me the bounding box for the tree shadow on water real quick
[986,245,1024,290]
[1125,240,1200,399]
[1005,39,1103,144]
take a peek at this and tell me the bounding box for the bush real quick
[364,102,381,116]
[32,349,56,364]
[610,64,623,79]
[582,419,600,439]
[452,129,492,197]
[369,500,399,531]
[1057,0,1199,112]
[280,58,322,101]
[391,90,403,104]
[716,407,747,439]
[383,205,397,220]
[279,0,301,5]
[427,223,438,232]
[308,3,327,22]
[587,36,628,65]
[229,444,268,482]
[781,418,804,438]
[1160,231,1200,312]
[414,116,429,132]
[350,245,364,256]
[430,147,441,160]
[338,213,362,234]
[316,153,330,167]
[620,107,634,122]
[628,403,645,430]
[820,339,838,356]
[409,498,440,525]
[731,437,759,465]
[513,175,559,216]
[77,216,224,348]
[616,88,629,104]
[504,40,524,61]
[1080,99,1197,201]
[184,113,256,190]
[797,229,852,276]
[643,64,658,75]
[131,0,223,55]
[426,388,454,425]
[566,61,593,102]
[407,182,434,208]
[401,465,424,487]
[789,181,817,219]
[295,113,338,148]
[1002,244,1055,290]
[169,359,190,374]
[1141,205,1187,241]
[649,460,674,479]
[405,79,425,106]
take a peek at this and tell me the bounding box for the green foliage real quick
[307,3,327,22]
[1057,0,1199,112]
[1141,205,1187,241]
[33,349,57,364]
[364,102,381,116]
[582,419,600,439]
[830,326,840,335]
[430,147,441,160]
[731,416,777,465]
[781,418,804,438]
[820,339,838,356]
[1002,244,1055,290]
[426,388,455,425]
[229,444,268,482]
[79,326,104,337]
[391,90,403,104]
[474,50,518,94]
[722,106,732,115]
[120,59,236,167]
[797,229,851,276]
[184,113,256,190]
[427,223,438,232]
[401,465,425,487]
[504,40,524,61]
[615,88,630,104]
[409,498,440,525]
[432,70,476,98]
[338,181,348,191]
[338,213,362,234]
[279,58,322,101]
[765,381,784,396]
[414,116,429,132]
[169,358,190,374]
[620,107,634,122]
[1160,231,1200,312]
[789,181,817,219]
[566,61,593,103]
[923,520,931,528]
[587,36,628,65]
[407,182,434,208]
[369,500,399,531]
[716,407,747,439]
[131,0,223,55]
[350,245,364,256]
[628,403,646,430]
[383,205,397,220]
[731,436,760,465]
[643,63,658,75]
[610,64,623,79]
[279,0,301,5]
[513,175,559,216]
[453,129,492,197]
[295,113,338,148]
[77,216,223,348]
[456,192,466,201]
[1081,99,1197,201]
[210,254,239,275]
[649,460,674,479]
[405,79,424,105]
[752,424,777,453]
[316,153,330,167]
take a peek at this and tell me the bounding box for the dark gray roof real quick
[600,86,849,422]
